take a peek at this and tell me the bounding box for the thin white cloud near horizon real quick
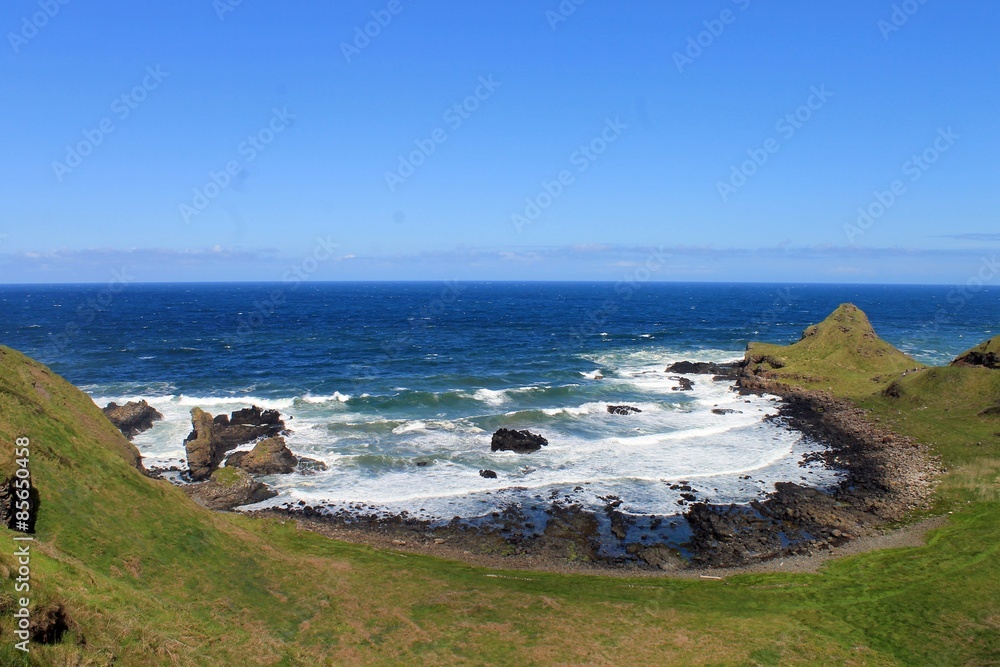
[0,243,997,286]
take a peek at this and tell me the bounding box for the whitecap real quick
[301,392,351,404]
[472,388,509,406]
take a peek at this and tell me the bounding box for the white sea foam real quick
[176,395,295,410]
[392,420,428,434]
[301,392,352,404]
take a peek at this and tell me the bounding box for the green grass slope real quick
[0,331,998,665]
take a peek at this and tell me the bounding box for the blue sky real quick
[1,0,997,283]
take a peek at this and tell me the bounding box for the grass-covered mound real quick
[745,303,922,398]
[1,314,999,666]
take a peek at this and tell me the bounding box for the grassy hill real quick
[745,303,922,398]
[1,308,999,666]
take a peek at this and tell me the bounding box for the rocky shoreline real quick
[683,372,939,567]
[243,361,940,572]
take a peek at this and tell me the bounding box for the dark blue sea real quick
[1,282,997,522]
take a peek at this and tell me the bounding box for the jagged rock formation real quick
[102,400,163,439]
[184,406,287,480]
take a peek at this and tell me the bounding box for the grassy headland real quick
[0,305,998,665]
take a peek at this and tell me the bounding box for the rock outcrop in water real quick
[607,405,642,415]
[184,406,288,480]
[665,361,740,378]
[669,376,694,391]
[490,428,548,453]
[226,436,297,475]
[102,400,163,439]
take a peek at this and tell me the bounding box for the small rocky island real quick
[177,406,325,510]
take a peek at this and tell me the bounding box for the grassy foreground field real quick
[0,305,998,665]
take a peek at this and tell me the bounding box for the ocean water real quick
[1,282,997,521]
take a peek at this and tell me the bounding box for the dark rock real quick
[415,460,430,467]
[712,408,741,415]
[607,404,642,415]
[491,428,548,453]
[230,405,283,426]
[955,351,1000,369]
[608,510,629,540]
[225,436,297,475]
[479,469,498,479]
[296,457,329,474]
[102,400,163,439]
[951,337,1000,369]
[184,467,277,510]
[665,361,741,378]
[669,376,694,391]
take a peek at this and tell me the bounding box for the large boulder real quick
[102,400,163,439]
[490,428,548,453]
[184,467,277,510]
[184,406,288,480]
[607,405,642,415]
[226,436,297,475]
